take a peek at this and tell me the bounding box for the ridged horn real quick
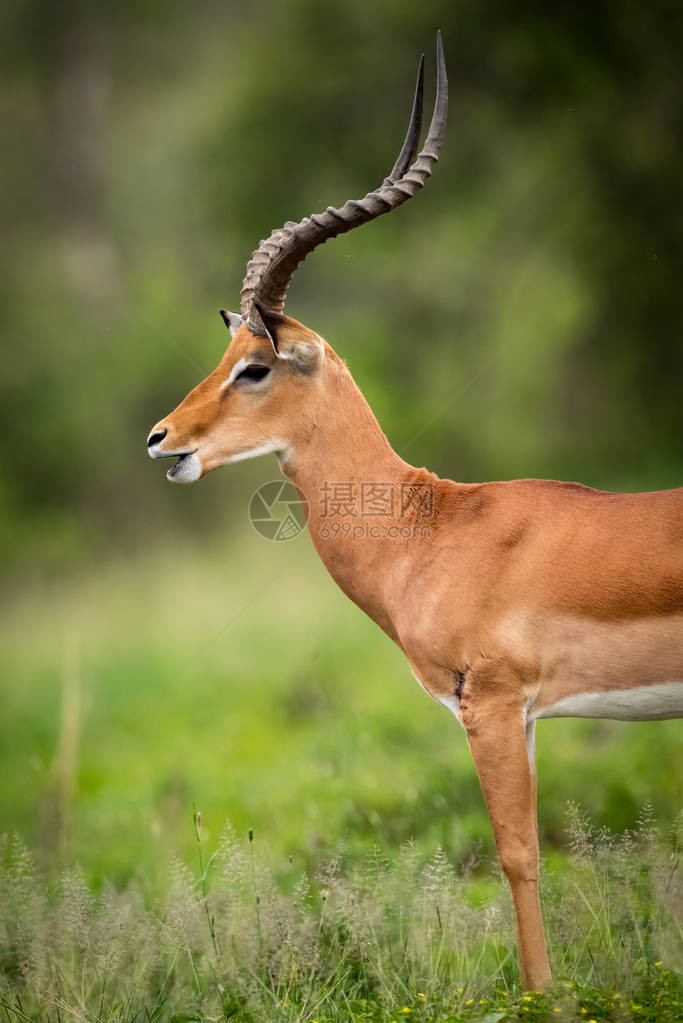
[241,31,447,326]
[387,53,424,183]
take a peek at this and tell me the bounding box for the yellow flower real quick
[465,999,473,1005]
[523,995,532,1002]
[417,993,425,998]
[655,960,663,966]
[401,1010,411,1015]
[581,1010,588,1015]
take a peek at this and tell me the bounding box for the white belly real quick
[533,681,683,722]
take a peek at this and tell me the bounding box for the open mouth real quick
[148,447,201,483]
[164,450,201,483]
[147,435,202,483]
[166,451,193,478]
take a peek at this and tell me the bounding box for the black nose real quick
[147,428,167,448]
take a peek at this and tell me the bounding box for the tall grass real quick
[1,808,680,1022]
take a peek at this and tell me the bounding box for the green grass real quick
[0,807,681,1022]
[1,534,680,885]
[1,537,681,1018]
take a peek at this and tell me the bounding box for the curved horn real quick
[241,31,448,323]
[387,53,424,183]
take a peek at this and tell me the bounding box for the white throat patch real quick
[227,440,287,464]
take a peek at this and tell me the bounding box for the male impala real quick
[147,34,683,989]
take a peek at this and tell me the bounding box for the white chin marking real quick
[167,451,202,483]
[533,681,683,722]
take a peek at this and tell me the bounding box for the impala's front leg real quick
[460,665,551,990]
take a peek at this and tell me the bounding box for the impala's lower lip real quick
[166,450,201,483]
[168,452,190,475]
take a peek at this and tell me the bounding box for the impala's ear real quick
[248,304,325,374]
[253,305,323,373]
[219,310,244,338]
[277,331,324,374]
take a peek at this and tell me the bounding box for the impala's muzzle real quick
[147,427,202,483]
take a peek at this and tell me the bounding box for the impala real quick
[147,34,683,989]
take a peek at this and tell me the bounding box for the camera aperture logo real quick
[249,481,309,541]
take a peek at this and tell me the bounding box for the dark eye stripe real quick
[236,365,271,383]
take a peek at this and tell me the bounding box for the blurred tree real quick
[0,0,680,580]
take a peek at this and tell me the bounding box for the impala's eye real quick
[236,364,271,383]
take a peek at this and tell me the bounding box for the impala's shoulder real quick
[432,479,496,521]
[430,477,601,513]
[428,476,683,538]
[508,478,613,498]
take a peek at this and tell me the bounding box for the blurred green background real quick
[0,0,681,888]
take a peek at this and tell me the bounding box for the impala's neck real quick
[286,352,405,478]
[282,351,433,638]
